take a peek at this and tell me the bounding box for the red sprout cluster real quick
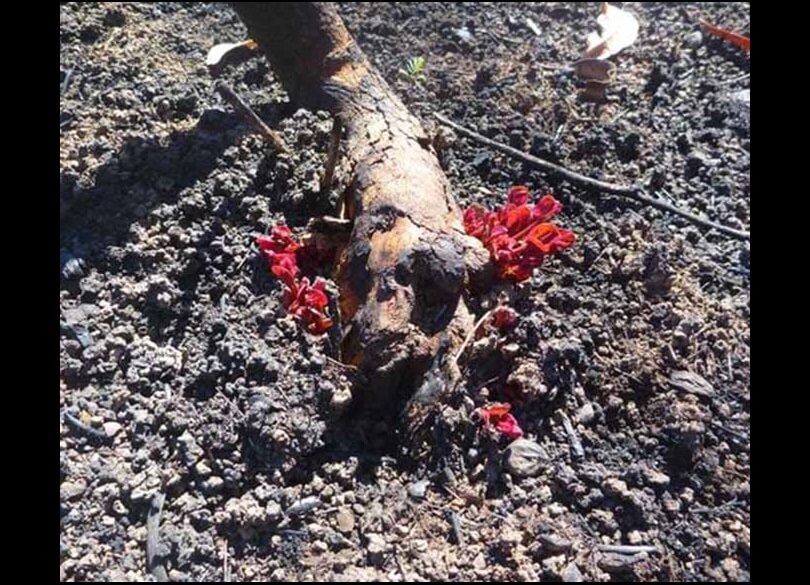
[463,186,576,282]
[476,403,524,439]
[256,226,334,335]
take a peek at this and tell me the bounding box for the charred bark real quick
[232,2,487,407]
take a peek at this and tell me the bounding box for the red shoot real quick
[463,187,575,282]
[476,402,524,439]
[256,226,334,335]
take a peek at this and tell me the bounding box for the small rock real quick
[201,476,224,495]
[576,402,596,425]
[729,89,750,109]
[642,467,671,488]
[286,496,321,517]
[563,563,585,582]
[505,438,550,477]
[676,133,692,155]
[62,257,85,280]
[686,152,717,176]
[454,26,473,43]
[598,552,646,573]
[105,569,129,582]
[129,485,155,505]
[662,492,681,515]
[602,478,631,499]
[721,557,740,580]
[541,554,567,578]
[507,361,544,398]
[684,30,703,48]
[407,480,429,500]
[365,533,388,566]
[61,480,87,501]
[195,461,213,478]
[411,539,428,553]
[103,7,127,27]
[517,568,538,581]
[336,508,355,533]
[312,540,328,554]
[472,552,487,570]
[472,152,492,173]
[266,501,283,522]
[539,533,572,554]
[270,568,286,581]
[330,386,353,411]
[103,422,123,438]
[325,530,351,551]
[226,493,267,526]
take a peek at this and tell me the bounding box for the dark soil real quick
[60,2,750,581]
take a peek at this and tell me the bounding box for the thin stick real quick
[321,118,343,192]
[719,72,750,85]
[325,355,357,372]
[307,216,352,232]
[216,82,289,154]
[433,113,750,241]
[451,309,495,369]
[691,498,741,515]
[585,246,609,274]
[708,420,749,443]
[559,411,585,459]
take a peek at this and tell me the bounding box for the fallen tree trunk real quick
[231,2,487,407]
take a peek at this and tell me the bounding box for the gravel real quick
[60,2,749,581]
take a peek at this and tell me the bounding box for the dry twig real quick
[215,81,289,154]
[433,113,750,241]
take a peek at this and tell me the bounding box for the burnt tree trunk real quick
[232,2,487,407]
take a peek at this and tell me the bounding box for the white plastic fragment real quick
[584,3,639,60]
[206,39,258,67]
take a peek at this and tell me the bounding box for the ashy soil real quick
[60,2,750,582]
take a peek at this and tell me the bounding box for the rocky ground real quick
[60,2,750,581]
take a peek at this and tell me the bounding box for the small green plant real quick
[399,56,426,84]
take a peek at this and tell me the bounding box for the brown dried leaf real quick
[584,3,640,60]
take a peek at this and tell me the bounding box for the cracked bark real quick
[232,2,488,408]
